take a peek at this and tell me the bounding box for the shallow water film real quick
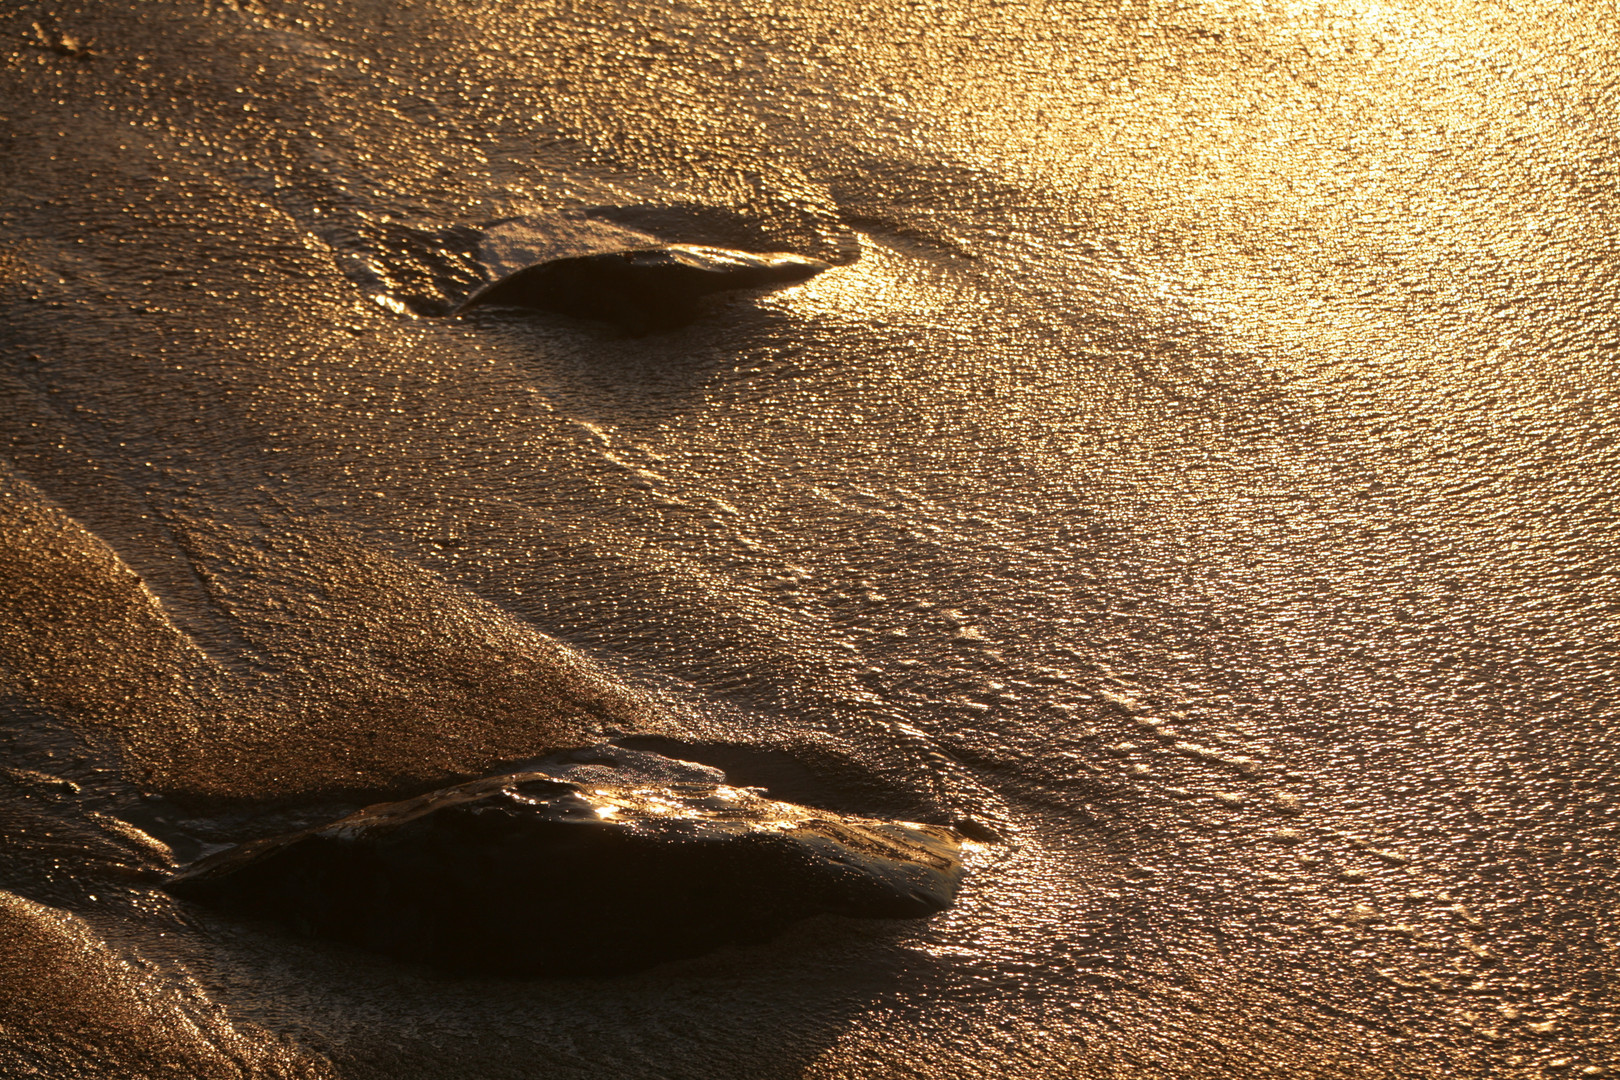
[2,0,1618,1077]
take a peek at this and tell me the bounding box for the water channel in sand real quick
[2,1,1618,1077]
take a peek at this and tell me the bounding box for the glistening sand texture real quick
[1,1,1618,1077]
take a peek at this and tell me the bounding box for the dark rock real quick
[338,205,850,319]
[29,19,95,61]
[166,764,964,975]
[454,245,831,330]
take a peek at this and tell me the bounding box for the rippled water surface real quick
[2,0,1618,1076]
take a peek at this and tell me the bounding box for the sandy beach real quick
[2,0,1618,1076]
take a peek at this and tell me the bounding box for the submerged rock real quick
[454,245,831,329]
[166,760,964,975]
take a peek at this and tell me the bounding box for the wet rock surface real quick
[454,245,831,330]
[167,747,964,975]
[343,204,852,319]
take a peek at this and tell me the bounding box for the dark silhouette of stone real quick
[454,245,831,330]
[28,18,95,61]
[166,767,964,975]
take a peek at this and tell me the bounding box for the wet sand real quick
[2,0,1618,1076]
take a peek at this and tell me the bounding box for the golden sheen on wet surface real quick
[1,0,1617,1077]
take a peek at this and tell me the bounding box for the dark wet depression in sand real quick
[2,0,1618,1077]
